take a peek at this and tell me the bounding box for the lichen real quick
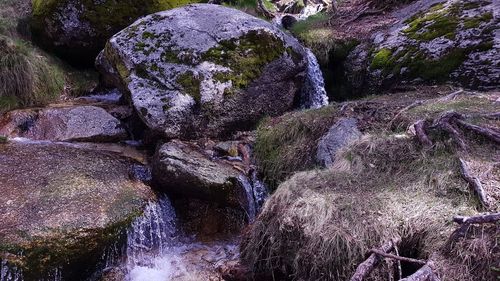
[463,12,493,29]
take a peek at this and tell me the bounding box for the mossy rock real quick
[0,141,155,280]
[97,4,307,139]
[30,0,204,65]
[344,0,498,94]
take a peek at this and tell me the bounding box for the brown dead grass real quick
[245,89,499,280]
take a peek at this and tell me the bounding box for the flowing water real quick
[122,196,239,281]
[302,48,330,109]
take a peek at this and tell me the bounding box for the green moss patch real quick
[176,71,203,103]
[202,30,288,92]
[403,2,460,41]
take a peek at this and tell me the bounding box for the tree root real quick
[458,158,489,208]
[413,111,500,151]
[350,238,399,281]
[453,212,500,224]
[257,0,274,19]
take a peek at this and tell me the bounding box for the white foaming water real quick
[0,260,22,281]
[124,196,239,281]
[237,171,269,221]
[302,48,329,109]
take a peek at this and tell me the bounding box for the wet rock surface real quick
[0,105,127,142]
[152,140,250,209]
[97,4,308,139]
[0,141,155,279]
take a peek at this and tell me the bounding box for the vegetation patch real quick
[0,36,64,113]
[176,71,203,104]
[254,105,338,190]
[403,2,460,41]
[202,30,287,92]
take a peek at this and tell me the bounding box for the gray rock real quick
[345,0,499,93]
[316,118,362,167]
[152,140,248,208]
[0,105,127,142]
[0,141,155,279]
[97,4,307,139]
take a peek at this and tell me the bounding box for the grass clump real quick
[0,36,64,113]
[243,135,479,280]
[254,105,338,190]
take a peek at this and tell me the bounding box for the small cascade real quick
[125,196,177,271]
[237,171,269,221]
[0,260,22,281]
[302,48,329,109]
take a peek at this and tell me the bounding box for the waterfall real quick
[0,260,22,281]
[302,48,329,109]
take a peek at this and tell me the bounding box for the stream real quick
[0,11,329,281]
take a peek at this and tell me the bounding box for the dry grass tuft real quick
[254,105,338,190]
[0,36,64,112]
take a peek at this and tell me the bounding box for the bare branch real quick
[399,263,441,281]
[350,239,399,281]
[459,158,489,208]
[453,212,500,224]
[369,249,427,265]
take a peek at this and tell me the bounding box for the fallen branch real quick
[399,263,441,281]
[438,89,464,102]
[453,212,500,224]
[369,249,427,265]
[459,158,489,208]
[350,239,399,281]
[389,100,426,127]
[455,119,500,144]
[430,111,467,150]
[257,0,274,19]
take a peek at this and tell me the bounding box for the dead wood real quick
[459,158,489,208]
[414,119,433,147]
[257,0,274,19]
[350,238,399,281]
[399,263,441,281]
[369,249,427,265]
[453,212,500,224]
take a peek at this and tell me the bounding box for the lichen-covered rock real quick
[0,141,155,280]
[30,0,202,64]
[97,4,307,139]
[316,118,361,167]
[347,0,499,92]
[0,105,127,142]
[152,140,249,208]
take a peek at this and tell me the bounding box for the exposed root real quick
[350,239,399,281]
[437,89,464,102]
[414,120,432,148]
[453,212,500,224]
[458,159,489,208]
[399,263,441,281]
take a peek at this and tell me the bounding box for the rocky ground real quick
[0,0,498,280]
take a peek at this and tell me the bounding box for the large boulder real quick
[0,141,155,280]
[345,0,499,93]
[0,105,127,142]
[97,4,308,139]
[30,0,202,64]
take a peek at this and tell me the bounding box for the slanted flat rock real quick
[316,118,361,167]
[152,140,249,208]
[0,105,127,142]
[0,141,155,280]
[97,4,308,139]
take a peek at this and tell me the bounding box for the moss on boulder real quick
[0,141,155,280]
[360,0,498,91]
[97,4,308,139]
[30,0,203,64]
